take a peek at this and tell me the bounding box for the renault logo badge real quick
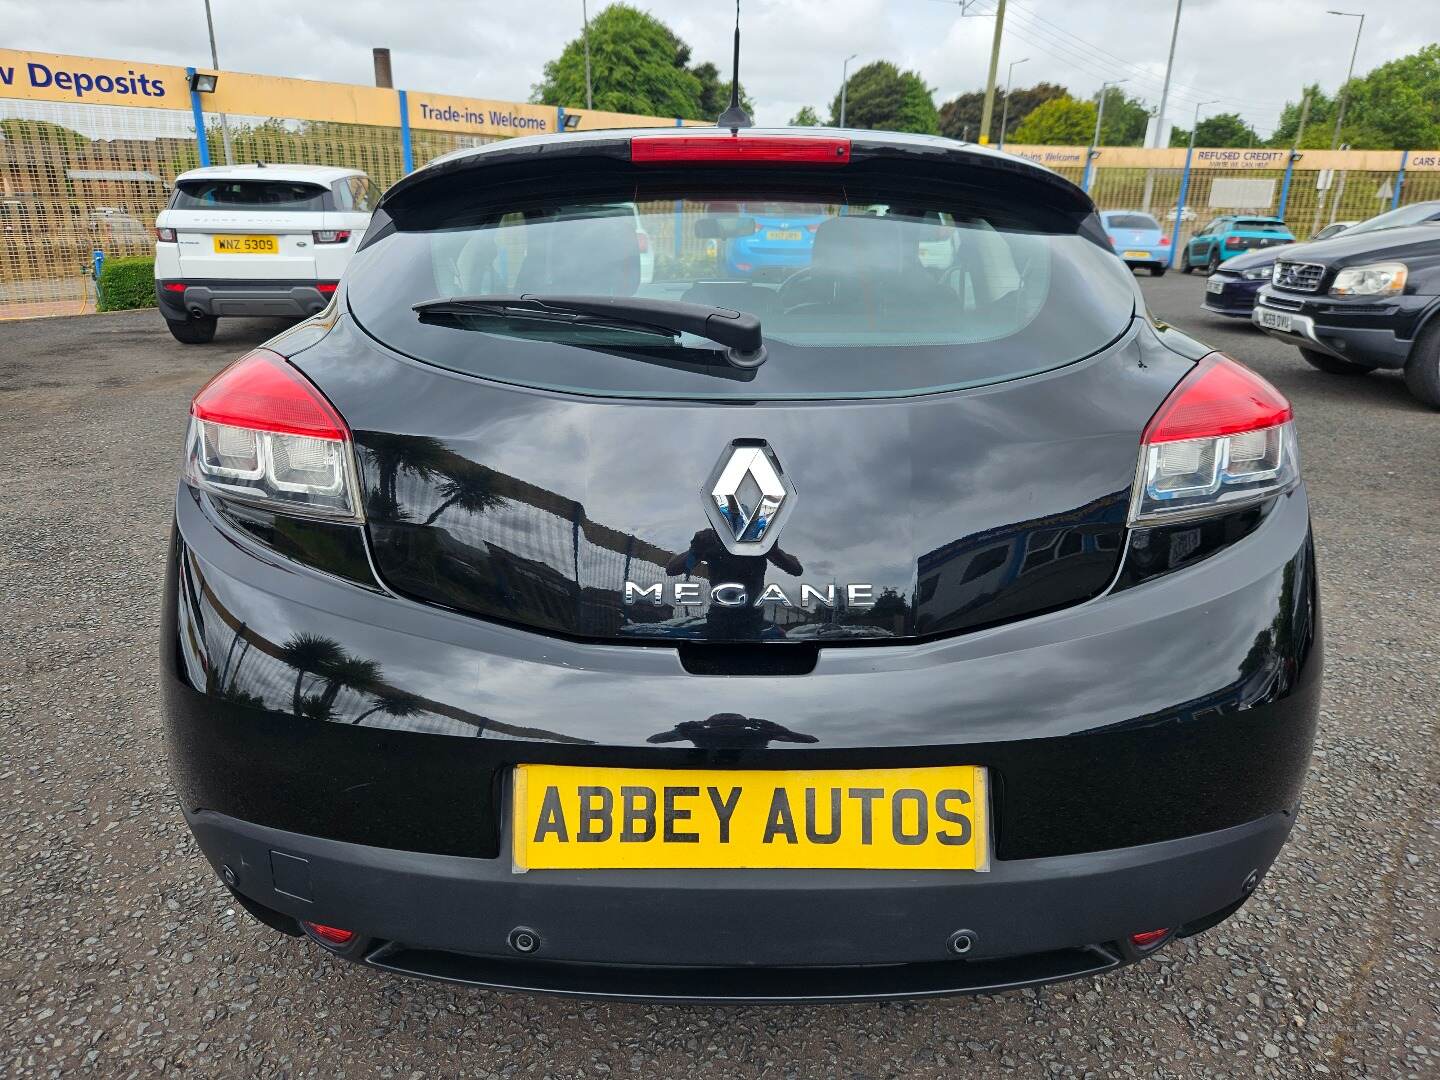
[702,440,796,556]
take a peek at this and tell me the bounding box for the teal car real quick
[1181,215,1294,273]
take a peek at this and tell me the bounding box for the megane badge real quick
[703,440,796,556]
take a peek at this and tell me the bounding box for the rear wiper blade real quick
[412,293,767,369]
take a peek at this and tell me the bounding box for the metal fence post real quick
[1393,151,1407,210]
[397,90,414,173]
[186,68,211,168]
[1278,151,1298,219]
[1167,144,1194,269]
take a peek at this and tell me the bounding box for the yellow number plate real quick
[512,765,989,872]
[1122,249,1151,259]
[766,229,803,241]
[213,234,279,254]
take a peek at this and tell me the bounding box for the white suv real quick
[154,164,373,343]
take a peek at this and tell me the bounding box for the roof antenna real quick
[716,0,753,131]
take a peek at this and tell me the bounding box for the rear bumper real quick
[163,480,1320,996]
[1203,276,1262,316]
[190,805,1292,1001]
[156,279,334,320]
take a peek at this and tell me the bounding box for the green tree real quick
[789,105,821,127]
[1333,44,1440,149]
[529,3,745,121]
[1096,86,1150,146]
[691,60,752,119]
[1177,112,1259,148]
[1011,96,1096,144]
[829,61,939,135]
[1268,47,1440,150]
[939,82,1070,141]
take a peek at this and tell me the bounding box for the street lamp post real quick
[581,0,594,110]
[997,57,1028,150]
[1166,98,1218,266]
[1084,79,1125,192]
[839,53,858,127]
[1326,11,1365,150]
[1323,11,1365,228]
[201,0,233,165]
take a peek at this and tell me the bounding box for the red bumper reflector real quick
[630,134,851,165]
[1129,928,1170,949]
[316,282,338,295]
[303,921,356,945]
[162,282,187,292]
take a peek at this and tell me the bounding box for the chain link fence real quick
[5,48,1440,320]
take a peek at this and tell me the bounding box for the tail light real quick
[1225,236,1243,248]
[804,222,821,233]
[185,349,360,520]
[161,282,187,293]
[302,921,356,946]
[631,134,851,165]
[1159,235,1171,246]
[312,229,351,244]
[155,226,177,242]
[1130,354,1298,524]
[1107,233,1119,247]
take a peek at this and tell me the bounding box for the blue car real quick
[1181,215,1294,274]
[723,201,827,282]
[1099,210,1170,277]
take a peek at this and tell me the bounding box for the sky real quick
[3,0,1437,138]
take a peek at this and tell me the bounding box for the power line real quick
[956,0,1286,121]
[1002,0,1290,109]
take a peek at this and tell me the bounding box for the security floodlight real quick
[562,112,582,131]
[189,72,219,94]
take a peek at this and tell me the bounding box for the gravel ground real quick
[2,275,1437,1079]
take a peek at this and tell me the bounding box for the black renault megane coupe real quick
[162,126,1321,1002]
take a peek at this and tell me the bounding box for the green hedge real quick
[97,255,157,312]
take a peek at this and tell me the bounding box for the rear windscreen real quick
[346,174,1136,400]
[1107,213,1160,230]
[172,179,329,211]
[1235,219,1288,233]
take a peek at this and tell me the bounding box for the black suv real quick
[1253,218,1440,407]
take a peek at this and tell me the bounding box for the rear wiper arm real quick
[412,293,767,369]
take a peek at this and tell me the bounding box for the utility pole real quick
[839,53,858,127]
[202,0,234,165]
[977,0,1007,145]
[998,56,1027,150]
[581,0,594,110]
[1141,0,1184,213]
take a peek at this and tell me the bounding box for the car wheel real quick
[1180,257,1194,274]
[1149,264,1166,278]
[1402,321,1440,407]
[1300,348,1377,376]
[165,315,217,345]
[1206,250,1221,274]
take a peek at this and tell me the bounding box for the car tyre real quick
[1300,348,1377,376]
[1149,264,1166,278]
[1206,251,1221,274]
[165,315,217,345]
[1402,321,1440,408]
[1180,259,1194,275]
